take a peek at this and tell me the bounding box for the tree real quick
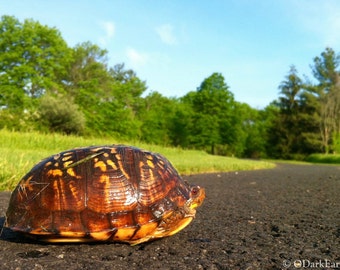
[109,63,146,118]
[183,73,236,154]
[66,42,115,134]
[65,44,146,138]
[279,66,304,156]
[138,92,170,144]
[108,63,146,139]
[0,15,71,99]
[168,101,195,147]
[258,104,281,158]
[268,66,306,158]
[234,102,266,158]
[0,15,72,130]
[310,47,340,153]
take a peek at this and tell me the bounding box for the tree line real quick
[1,15,340,159]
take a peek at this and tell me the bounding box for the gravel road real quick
[1,163,339,270]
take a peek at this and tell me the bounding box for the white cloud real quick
[156,24,178,45]
[126,47,148,67]
[98,21,115,46]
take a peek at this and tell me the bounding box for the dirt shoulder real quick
[1,163,339,269]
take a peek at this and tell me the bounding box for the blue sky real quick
[1,0,340,108]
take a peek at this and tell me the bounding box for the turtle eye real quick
[191,186,200,197]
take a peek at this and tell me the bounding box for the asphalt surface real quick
[0,163,339,270]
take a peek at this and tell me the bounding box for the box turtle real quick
[5,145,205,245]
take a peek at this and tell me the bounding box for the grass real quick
[305,153,340,164]
[0,129,275,191]
[266,159,312,165]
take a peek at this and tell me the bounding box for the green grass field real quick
[305,153,340,164]
[0,129,276,191]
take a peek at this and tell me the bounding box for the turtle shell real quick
[5,145,205,245]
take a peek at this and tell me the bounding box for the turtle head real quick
[187,185,205,210]
[142,184,205,244]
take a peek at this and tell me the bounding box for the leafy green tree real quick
[108,63,146,139]
[66,44,146,138]
[189,73,235,154]
[66,42,116,135]
[0,15,71,99]
[267,66,304,158]
[268,66,322,159]
[138,91,177,145]
[109,63,146,117]
[256,104,281,158]
[233,102,266,158]
[279,66,304,156]
[168,101,195,147]
[0,15,72,130]
[309,47,340,153]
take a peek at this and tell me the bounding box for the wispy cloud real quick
[126,47,148,67]
[156,24,178,45]
[98,21,115,46]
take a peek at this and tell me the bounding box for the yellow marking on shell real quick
[145,154,153,160]
[47,169,63,177]
[113,227,136,241]
[69,180,77,191]
[115,153,130,180]
[66,168,81,179]
[103,152,109,158]
[29,229,53,235]
[21,175,34,189]
[146,158,155,168]
[53,154,61,160]
[139,160,155,180]
[98,174,109,184]
[43,237,95,243]
[62,152,104,170]
[157,159,166,170]
[94,161,107,172]
[106,159,117,170]
[53,180,62,208]
[90,231,112,241]
[68,180,83,209]
[50,180,66,210]
[115,152,122,160]
[118,160,130,179]
[59,231,86,238]
[62,155,73,161]
[63,160,74,168]
[17,175,50,202]
[131,222,158,240]
[17,175,34,199]
[91,147,105,152]
[164,216,194,237]
[45,161,52,167]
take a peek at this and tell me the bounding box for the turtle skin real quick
[5,145,205,245]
